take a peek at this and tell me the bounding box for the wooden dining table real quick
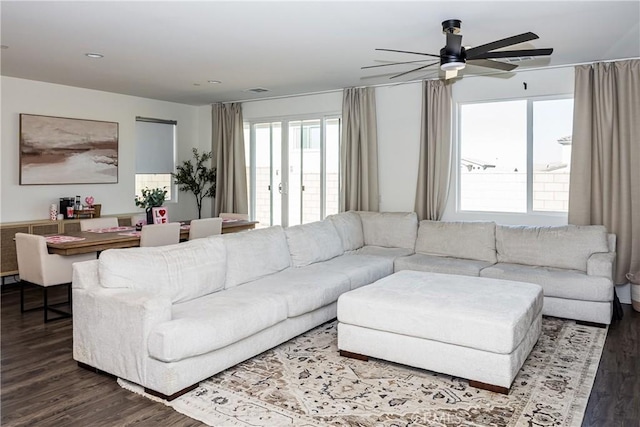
[46,220,258,256]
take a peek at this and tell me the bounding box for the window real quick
[458,97,573,214]
[135,117,176,201]
[244,115,340,226]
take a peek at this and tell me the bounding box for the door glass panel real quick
[302,120,321,224]
[325,118,340,217]
[254,123,273,226]
[271,123,282,226]
[243,123,251,218]
[288,121,302,226]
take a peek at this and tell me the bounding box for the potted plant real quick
[134,187,167,226]
[173,148,216,219]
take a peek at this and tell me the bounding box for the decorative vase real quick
[146,208,153,227]
[49,204,58,221]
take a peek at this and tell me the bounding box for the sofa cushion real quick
[237,267,351,317]
[480,262,613,303]
[327,211,364,251]
[416,220,497,263]
[285,220,343,267]
[99,237,226,303]
[395,253,494,277]
[222,226,291,288]
[319,254,394,289]
[496,224,609,272]
[148,288,288,362]
[351,246,414,260]
[358,211,418,250]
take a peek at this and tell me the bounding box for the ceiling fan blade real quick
[445,32,462,55]
[465,32,539,58]
[390,62,438,79]
[467,59,517,71]
[470,48,553,60]
[445,69,458,80]
[361,59,437,70]
[375,48,440,58]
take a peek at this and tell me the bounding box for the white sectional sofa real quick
[395,220,616,324]
[73,211,615,399]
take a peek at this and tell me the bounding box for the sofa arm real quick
[587,251,616,279]
[73,282,172,387]
[72,259,100,290]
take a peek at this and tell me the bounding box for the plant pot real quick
[146,208,153,227]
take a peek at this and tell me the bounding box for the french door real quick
[245,116,340,227]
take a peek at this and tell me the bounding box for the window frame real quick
[454,94,573,219]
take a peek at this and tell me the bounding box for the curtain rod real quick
[219,57,639,105]
[136,116,178,125]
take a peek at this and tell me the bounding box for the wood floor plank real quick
[2,283,639,426]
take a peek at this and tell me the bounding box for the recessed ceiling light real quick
[207,80,222,84]
[245,87,270,93]
[85,53,104,59]
[0,45,8,50]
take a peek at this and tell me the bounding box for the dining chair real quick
[139,223,181,247]
[219,212,249,221]
[15,233,95,322]
[188,217,223,240]
[80,217,119,231]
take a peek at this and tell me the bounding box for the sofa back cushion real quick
[99,237,226,303]
[358,211,418,250]
[416,220,497,263]
[223,226,291,288]
[285,220,344,267]
[496,224,609,271]
[327,211,364,251]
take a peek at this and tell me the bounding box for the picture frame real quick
[19,114,119,185]
[151,206,169,224]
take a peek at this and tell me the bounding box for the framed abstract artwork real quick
[19,114,119,185]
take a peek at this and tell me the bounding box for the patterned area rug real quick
[119,318,607,427]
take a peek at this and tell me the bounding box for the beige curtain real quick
[415,80,453,220]
[212,103,248,217]
[340,87,379,212]
[568,60,640,284]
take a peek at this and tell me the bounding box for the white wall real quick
[1,77,210,223]
[242,91,342,120]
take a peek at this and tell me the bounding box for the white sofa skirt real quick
[338,316,541,389]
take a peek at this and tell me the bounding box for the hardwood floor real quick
[2,283,639,426]
[1,284,202,426]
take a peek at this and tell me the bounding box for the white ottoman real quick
[337,270,543,393]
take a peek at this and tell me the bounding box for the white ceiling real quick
[1,1,639,106]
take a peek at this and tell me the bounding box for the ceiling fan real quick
[363,19,553,80]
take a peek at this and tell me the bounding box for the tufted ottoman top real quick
[337,270,543,355]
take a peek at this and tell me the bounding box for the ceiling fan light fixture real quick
[440,60,465,71]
